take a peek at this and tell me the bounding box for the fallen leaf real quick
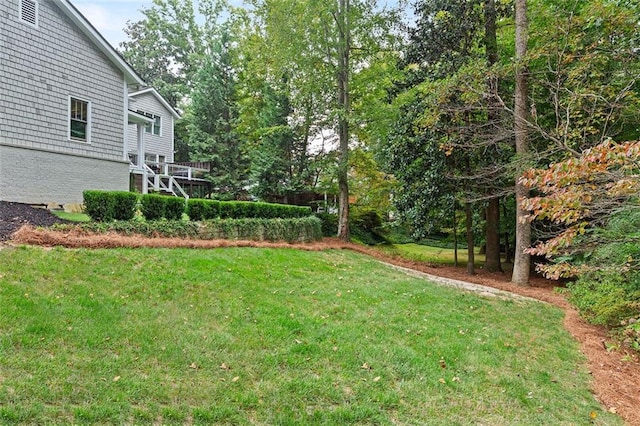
[361,363,371,370]
[189,362,198,369]
[220,363,230,370]
[232,376,240,382]
[452,377,460,382]
[608,407,617,414]
[438,378,446,384]
[112,376,121,382]
[373,376,381,382]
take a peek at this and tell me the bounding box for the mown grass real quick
[0,246,619,425]
[50,211,91,222]
[381,242,488,266]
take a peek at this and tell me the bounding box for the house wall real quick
[0,145,129,205]
[0,0,130,203]
[127,92,175,163]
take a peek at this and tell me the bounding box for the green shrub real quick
[111,191,138,221]
[83,190,114,222]
[186,199,312,220]
[140,194,166,221]
[218,201,235,219]
[165,197,186,220]
[568,270,640,327]
[53,216,323,243]
[316,213,338,237]
[205,200,221,219]
[186,199,207,221]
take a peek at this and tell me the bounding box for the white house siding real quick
[0,145,129,205]
[127,92,175,163]
[0,0,129,203]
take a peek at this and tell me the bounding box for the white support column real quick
[137,123,148,194]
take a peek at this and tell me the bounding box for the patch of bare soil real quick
[5,217,640,425]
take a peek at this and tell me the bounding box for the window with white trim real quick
[69,97,91,142]
[137,110,162,136]
[19,0,38,27]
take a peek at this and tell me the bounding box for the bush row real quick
[186,199,312,220]
[83,191,138,222]
[83,191,312,222]
[53,217,323,243]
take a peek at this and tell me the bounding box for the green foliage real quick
[111,192,138,221]
[557,209,640,350]
[186,198,207,221]
[350,208,387,245]
[316,213,338,237]
[53,217,322,243]
[83,190,137,222]
[187,28,248,198]
[568,270,640,327]
[316,209,388,244]
[140,194,166,221]
[83,190,114,222]
[164,197,186,221]
[187,199,311,220]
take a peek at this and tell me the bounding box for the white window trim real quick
[19,0,39,28]
[138,111,162,137]
[68,96,92,143]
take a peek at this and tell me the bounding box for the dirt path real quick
[5,223,640,425]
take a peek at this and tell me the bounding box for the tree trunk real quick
[336,0,350,241]
[483,0,502,273]
[512,0,531,285]
[485,198,502,272]
[452,204,458,267]
[465,202,475,275]
[503,201,513,264]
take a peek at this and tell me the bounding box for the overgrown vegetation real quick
[0,246,621,424]
[52,216,322,243]
[523,141,640,351]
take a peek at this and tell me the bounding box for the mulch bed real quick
[2,201,639,425]
[0,201,68,241]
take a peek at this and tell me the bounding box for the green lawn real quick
[381,243,487,265]
[50,210,91,222]
[0,246,619,425]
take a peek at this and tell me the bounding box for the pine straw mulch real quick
[7,224,640,425]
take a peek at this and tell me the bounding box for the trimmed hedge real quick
[165,197,186,220]
[186,199,312,220]
[52,216,323,243]
[140,194,166,221]
[83,190,137,222]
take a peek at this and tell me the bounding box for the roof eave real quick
[129,88,182,119]
[50,0,146,86]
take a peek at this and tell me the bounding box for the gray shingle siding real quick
[0,0,131,203]
[128,92,175,163]
[0,0,125,160]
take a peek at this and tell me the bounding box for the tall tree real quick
[511,0,530,285]
[483,0,502,273]
[336,0,351,239]
[385,0,513,274]
[244,0,400,240]
[187,28,248,197]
